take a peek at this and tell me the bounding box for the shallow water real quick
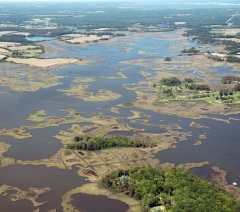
[2,125,68,160]
[26,36,55,42]
[155,116,240,184]
[0,165,86,211]
[71,193,129,212]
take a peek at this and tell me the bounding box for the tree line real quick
[102,167,240,212]
[222,76,240,84]
[0,34,32,45]
[226,56,240,63]
[181,47,200,54]
[67,135,154,150]
[185,83,210,91]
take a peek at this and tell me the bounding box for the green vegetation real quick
[222,76,240,84]
[181,47,200,54]
[156,78,240,105]
[236,32,240,39]
[164,57,172,61]
[67,135,154,150]
[102,167,240,212]
[185,83,210,91]
[161,77,181,86]
[209,54,225,62]
[1,45,45,59]
[184,78,194,83]
[234,84,240,91]
[226,56,240,63]
[11,49,44,59]
[0,34,31,45]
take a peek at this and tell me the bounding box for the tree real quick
[161,77,181,86]
[234,84,240,91]
[184,78,194,83]
[164,57,172,61]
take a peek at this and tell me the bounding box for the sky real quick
[0,0,239,3]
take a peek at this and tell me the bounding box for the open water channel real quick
[0,30,239,211]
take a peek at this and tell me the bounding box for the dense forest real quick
[0,34,31,45]
[67,135,154,150]
[102,167,240,212]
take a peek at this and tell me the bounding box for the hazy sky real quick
[0,0,239,3]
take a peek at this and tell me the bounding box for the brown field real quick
[0,31,16,36]
[11,32,31,36]
[0,48,10,52]
[211,52,227,58]
[0,55,6,59]
[5,57,80,67]
[9,45,39,51]
[0,42,20,48]
[61,33,83,37]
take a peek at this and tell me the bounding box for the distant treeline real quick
[222,76,240,84]
[0,27,73,37]
[185,84,210,91]
[181,47,200,54]
[226,56,240,63]
[0,34,31,45]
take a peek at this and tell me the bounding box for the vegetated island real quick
[156,76,240,106]
[102,166,240,212]
[124,72,240,119]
